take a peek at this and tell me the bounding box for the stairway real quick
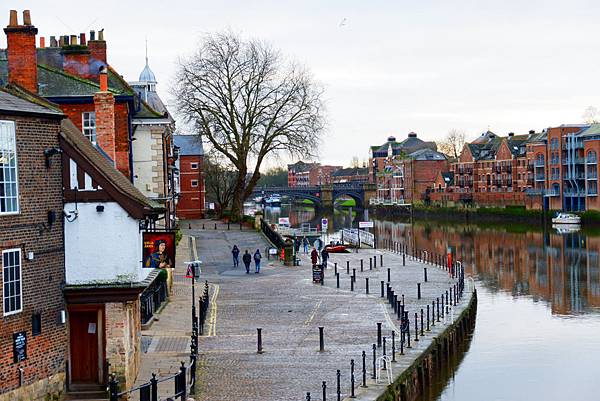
[64,383,108,400]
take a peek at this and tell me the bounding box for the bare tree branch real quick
[437,129,465,160]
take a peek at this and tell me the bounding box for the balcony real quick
[525,188,544,196]
[563,172,585,180]
[587,189,598,196]
[587,157,597,165]
[587,172,598,179]
[545,188,560,197]
[563,190,586,197]
[562,157,585,165]
[535,175,545,181]
[565,141,584,150]
[534,161,545,167]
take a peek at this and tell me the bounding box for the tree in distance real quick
[203,151,237,216]
[437,129,465,160]
[174,31,325,217]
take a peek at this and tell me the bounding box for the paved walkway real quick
[185,220,471,401]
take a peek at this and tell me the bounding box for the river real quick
[259,203,600,401]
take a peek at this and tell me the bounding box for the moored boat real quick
[552,213,581,225]
[324,244,347,253]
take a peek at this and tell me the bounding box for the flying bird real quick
[339,18,347,27]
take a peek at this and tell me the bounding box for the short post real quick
[361,350,367,387]
[377,322,382,348]
[336,370,341,401]
[437,298,440,321]
[427,304,430,331]
[369,257,373,270]
[180,362,187,400]
[441,295,445,318]
[334,263,337,275]
[397,300,401,320]
[402,294,405,306]
[380,281,384,298]
[382,337,387,370]
[402,252,405,266]
[307,392,311,401]
[257,328,263,354]
[347,261,350,275]
[360,259,364,272]
[414,313,419,341]
[202,223,205,229]
[350,278,354,292]
[151,373,158,400]
[336,273,340,288]
[394,294,398,314]
[372,344,376,379]
[365,277,369,294]
[420,308,424,336]
[424,268,428,282]
[387,268,391,283]
[227,222,230,230]
[109,375,118,401]
[391,330,396,362]
[380,254,383,266]
[431,301,435,326]
[406,312,412,348]
[417,283,421,300]
[374,255,377,268]
[350,359,356,398]
[323,381,327,401]
[352,268,356,282]
[319,327,324,352]
[214,223,217,230]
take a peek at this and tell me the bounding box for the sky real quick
[4,0,600,168]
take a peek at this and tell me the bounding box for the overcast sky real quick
[5,0,600,168]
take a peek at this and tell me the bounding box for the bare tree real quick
[583,106,599,124]
[437,129,466,159]
[174,32,325,217]
[203,152,237,216]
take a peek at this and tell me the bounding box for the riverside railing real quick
[260,218,286,248]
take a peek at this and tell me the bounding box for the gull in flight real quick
[339,18,347,27]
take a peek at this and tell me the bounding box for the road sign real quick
[278,217,290,225]
[321,218,328,231]
[359,221,374,228]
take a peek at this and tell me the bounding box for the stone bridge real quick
[252,183,376,209]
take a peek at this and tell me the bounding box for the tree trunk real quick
[230,170,247,220]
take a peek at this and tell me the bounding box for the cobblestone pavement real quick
[185,220,473,401]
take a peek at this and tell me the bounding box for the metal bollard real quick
[424,268,428,282]
[406,312,412,348]
[214,223,217,230]
[382,337,387,370]
[437,298,440,321]
[202,223,205,229]
[361,350,367,387]
[402,294,405,306]
[397,300,401,320]
[387,268,391,283]
[417,283,421,300]
[372,344,376,379]
[380,254,383,266]
[374,256,377,268]
[402,252,405,266]
[360,259,363,272]
[365,278,369,294]
[350,359,355,398]
[427,304,430,331]
[441,295,445,318]
[334,263,337,275]
[257,328,263,354]
[446,290,449,314]
[394,295,398,314]
[370,258,373,270]
[307,392,311,401]
[319,327,324,352]
[350,278,354,292]
[336,273,340,288]
[336,369,341,401]
[323,381,327,401]
[414,313,419,341]
[380,281,384,297]
[108,375,118,401]
[420,309,424,336]
[377,322,382,348]
[352,269,356,282]
[347,261,350,275]
[392,330,396,362]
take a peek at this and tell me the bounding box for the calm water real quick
[262,204,600,401]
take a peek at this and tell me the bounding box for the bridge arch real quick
[332,191,364,209]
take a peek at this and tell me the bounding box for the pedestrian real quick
[303,236,309,254]
[254,249,262,273]
[321,246,329,269]
[232,245,240,268]
[242,250,252,274]
[310,246,319,268]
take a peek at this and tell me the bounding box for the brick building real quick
[0,9,176,227]
[0,87,66,401]
[174,135,205,219]
[287,161,341,187]
[332,167,369,183]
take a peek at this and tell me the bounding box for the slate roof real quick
[174,135,204,156]
[288,160,317,172]
[579,123,600,137]
[60,119,163,213]
[371,134,436,157]
[407,148,447,161]
[0,85,63,117]
[332,167,369,177]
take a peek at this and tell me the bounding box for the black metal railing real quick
[260,219,285,248]
[140,277,168,325]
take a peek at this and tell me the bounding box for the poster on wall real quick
[142,231,176,269]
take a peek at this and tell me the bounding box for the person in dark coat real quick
[321,247,329,269]
[254,249,262,273]
[310,247,319,268]
[242,250,252,274]
[232,245,240,267]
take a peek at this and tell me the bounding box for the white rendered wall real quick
[64,202,149,284]
[133,125,165,198]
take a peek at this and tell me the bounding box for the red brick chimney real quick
[61,33,92,79]
[94,67,116,163]
[88,29,107,65]
[4,10,38,93]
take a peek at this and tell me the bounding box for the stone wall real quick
[105,299,141,389]
[0,372,65,401]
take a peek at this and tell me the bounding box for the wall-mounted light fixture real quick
[96,205,105,213]
[44,147,62,168]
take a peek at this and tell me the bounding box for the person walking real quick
[310,246,319,269]
[254,249,262,273]
[321,246,329,269]
[232,245,240,267]
[242,250,252,274]
[303,236,309,254]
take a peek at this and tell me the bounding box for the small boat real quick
[324,244,347,253]
[552,213,581,224]
[552,224,581,234]
[265,194,282,207]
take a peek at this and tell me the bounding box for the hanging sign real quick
[359,221,374,228]
[143,231,176,269]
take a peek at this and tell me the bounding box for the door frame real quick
[67,304,106,385]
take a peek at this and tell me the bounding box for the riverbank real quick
[187,220,476,401]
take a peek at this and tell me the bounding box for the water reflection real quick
[258,203,363,232]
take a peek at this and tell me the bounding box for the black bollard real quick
[361,350,367,387]
[350,278,354,292]
[352,269,356,282]
[427,304,430,331]
[336,370,341,401]
[402,294,405,306]
[323,381,327,401]
[227,222,230,230]
[392,330,396,362]
[420,309,424,336]
[382,336,387,370]
[386,283,390,301]
[406,313,412,348]
[307,392,311,401]
[402,252,405,266]
[394,295,398,314]
[202,223,205,229]
[350,359,355,398]
[347,261,350,275]
[370,258,373,270]
[417,283,421,300]
[365,277,369,294]
[372,344,376,379]
[380,254,383,267]
[437,298,440,322]
[257,328,263,354]
[397,300,401,320]
[414,313,419,341]
[424,268,428,282]
[446,290,449,314]
[441,295,445,318]
[319,327,324,352]
[377,322,382,348]
[214,223,217,230]
[380,281,384,297]
[387,268,391,283]
[360,259,363,272]
[336,273,340,288]
[374,256,377,269]
[334,262,337,275]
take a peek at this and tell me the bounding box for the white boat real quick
[552,213,581,224]
[265,194,282,207]
[552,224,581,234]
[254,196,264,204]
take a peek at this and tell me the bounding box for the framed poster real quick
[143,231,176,269]
[13,331,26,363]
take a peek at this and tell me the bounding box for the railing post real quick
[392,330,396,362]
[350,360,356,398]
[361,350,367,388]
[150,373,158,401]
[179,361,187,400]
[322,381,327,401]
[109,374,119,401]
[319,327,324,352]
[377,322,382,348]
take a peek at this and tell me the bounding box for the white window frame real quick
[190,162,198,170]
[2,248,23,316]
[82,112,97,144]
[0,120,19,215]
[190,179,198,188]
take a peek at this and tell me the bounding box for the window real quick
[0,121,19,214]
[190,180,198,187]
[3,249,22,316]
[190,162,198,170]
[82,112,96,144]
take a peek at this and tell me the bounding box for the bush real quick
[581,210,600,224]
[175,227,183,245]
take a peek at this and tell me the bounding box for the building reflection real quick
[374,220,600,315]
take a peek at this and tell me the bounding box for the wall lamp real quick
[44,147,62,168]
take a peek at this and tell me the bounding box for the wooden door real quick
[70,310,99,383]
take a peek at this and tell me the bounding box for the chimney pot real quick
[59,36,64,46]
[63,35,69,46]
[50,36,57,47]
[80,33,86,45]
[23,10,31,25]
[508,132,514,137]
[40,37,45,48]
[98,29,104,41]
[529,130,535,135]
[70,35,77,45]
[90,30,95,40]
[99,67,108,91]
[9,10,17,26]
